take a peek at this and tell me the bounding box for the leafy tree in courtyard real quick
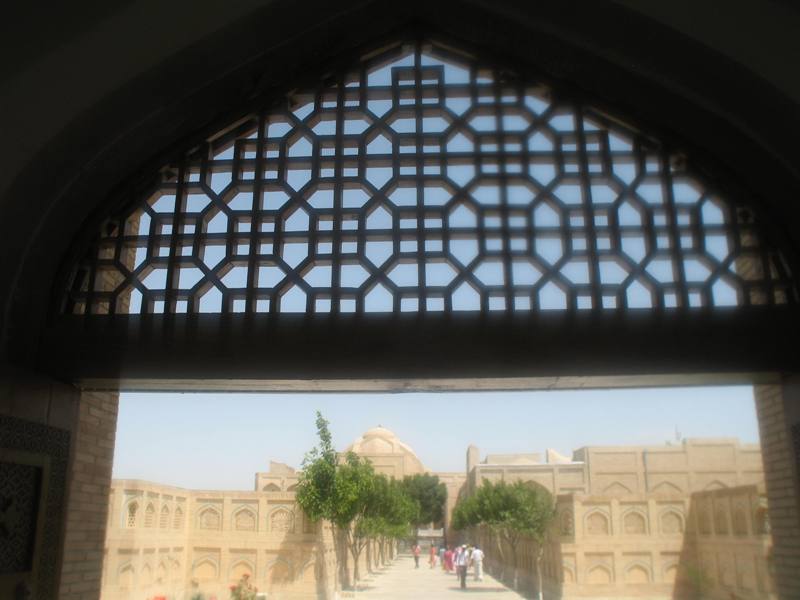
[296,412,419,587]
[296,412,353,586]
[296,412,337,522]
[402,473,447,527]
[452,480,555,599]
[334,451,378,583]
[358,476,419,567]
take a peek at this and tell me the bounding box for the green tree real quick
[359,476,419,567]
[402,473,447,527]
[452,480,555,598]
[296,412,353,587]
[335,451,378,583]
[296,413,421,588]
[296,412,337,522]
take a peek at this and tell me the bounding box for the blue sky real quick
[113,386,758,490]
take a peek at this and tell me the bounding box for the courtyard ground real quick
[346,554,528,599]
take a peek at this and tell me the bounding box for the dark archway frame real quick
[4,3,799,387]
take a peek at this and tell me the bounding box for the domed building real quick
[345,426,427,479]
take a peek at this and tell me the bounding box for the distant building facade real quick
[101,429,773,599]
[464,439,774,599]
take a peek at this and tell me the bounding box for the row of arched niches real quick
[64,39,797,317]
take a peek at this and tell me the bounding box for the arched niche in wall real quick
[622,509,647,535]
[125,501,139,528]
[233,506,257,531]
[230,559,255,582]
[118,563,135,590]
[173,505,184,529]
[659,509,684,535]
[585,509,611,536]
[159,504,170,529]
[193,558,218,581]
[144,503,156,528]
[197,505,222,530]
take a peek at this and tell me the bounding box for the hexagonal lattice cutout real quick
[69,40,793,315]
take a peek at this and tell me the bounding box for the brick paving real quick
[347,554,527,599]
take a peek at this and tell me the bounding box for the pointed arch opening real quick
[230,559,255,583]
[233,506,257,531]
[198,505,222,530]
[269,507,295,533]
[173,505,184,529]
[585,510,611,536]
[659,509,684,535]
[125,501,139,528]
[159,504,170,528]
[144,503,156,528]
[118,563,135,590]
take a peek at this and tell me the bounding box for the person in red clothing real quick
[412,542,421,568]
[444,546,454,573]
[429,544,438,568]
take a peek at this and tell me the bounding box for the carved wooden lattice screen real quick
[65,40,795,316]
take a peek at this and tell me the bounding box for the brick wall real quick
[59,391,120,600]
[754,383,800,599]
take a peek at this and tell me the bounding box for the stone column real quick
[754,382,800,599]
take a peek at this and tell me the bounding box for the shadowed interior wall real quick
[0,372,79,596]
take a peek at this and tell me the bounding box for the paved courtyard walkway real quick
[347,554,528,599]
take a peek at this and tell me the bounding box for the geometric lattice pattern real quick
[0,461,41,574]
[0,416,70,599]
[66,40,796,315]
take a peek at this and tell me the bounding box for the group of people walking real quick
[411,542,485,589]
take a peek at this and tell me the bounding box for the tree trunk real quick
[493,529,505,581]
[509,543,518,590]
[339,528,351,589]
[534,545,544,600]
[350,540,365,583]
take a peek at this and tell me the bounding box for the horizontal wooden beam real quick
[37,308,800,390]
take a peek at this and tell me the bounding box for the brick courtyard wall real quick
[754,382,800,599]
[59,391,120,600]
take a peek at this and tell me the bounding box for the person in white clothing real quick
[471,546,484,581]
[455,545,469,589]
